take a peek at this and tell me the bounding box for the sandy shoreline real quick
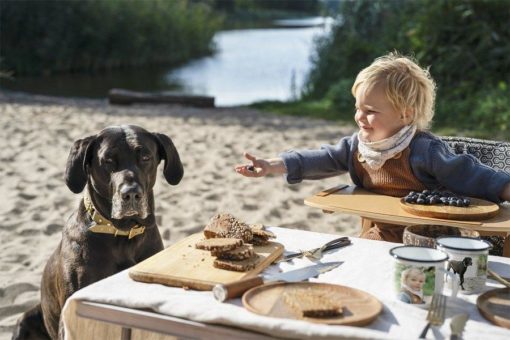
[0,92,358,338]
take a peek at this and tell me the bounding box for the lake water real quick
[0,18,332,107]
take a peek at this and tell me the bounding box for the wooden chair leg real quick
[503,234,510,258]
[360,218,373,237]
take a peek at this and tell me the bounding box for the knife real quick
[213,261,343,302]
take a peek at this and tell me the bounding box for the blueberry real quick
[463,198,471,206]
[416,198,426,204]
[423,190,431,195]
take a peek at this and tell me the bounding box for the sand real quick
[0,92,358,338]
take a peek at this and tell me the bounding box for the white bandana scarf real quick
[357,125,417,170]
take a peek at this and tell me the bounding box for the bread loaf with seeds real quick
[204,213,253,242]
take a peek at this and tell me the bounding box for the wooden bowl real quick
[403,225,480,248]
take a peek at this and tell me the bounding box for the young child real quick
[398,267,426,304]
[235,52,510,243]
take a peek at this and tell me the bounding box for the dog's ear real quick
[64,135,96,193]
[153,133,183,185]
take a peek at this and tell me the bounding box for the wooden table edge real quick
[75,300,278,340]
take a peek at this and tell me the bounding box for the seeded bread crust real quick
[204,213,253,242]
[211,244,255,260]
[283,288,343,318]
[195,238,243,251]
[213,254,260,272]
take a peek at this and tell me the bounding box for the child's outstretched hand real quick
[235,152,286,177]
[235,152,270,177]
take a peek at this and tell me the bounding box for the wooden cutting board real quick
[477,288,510,329]
[129,233,284,291]
[399,197,499,221]
[242,282,382,326]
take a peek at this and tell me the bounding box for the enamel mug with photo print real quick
[390,246,459,306]
[436,237,492,294]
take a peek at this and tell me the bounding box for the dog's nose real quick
[120,183,142,203]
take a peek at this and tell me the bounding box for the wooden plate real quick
[242,282,382,326]
[477,288,510,329]
[399,197,499,221]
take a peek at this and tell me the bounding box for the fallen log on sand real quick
[108,88,215,107]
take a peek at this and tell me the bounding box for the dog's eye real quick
[104,158,114,165]
[141,155,151,162]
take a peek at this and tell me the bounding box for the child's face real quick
[354,82,407,142]
[407,273,426,291]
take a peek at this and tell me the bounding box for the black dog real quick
[13,125,183,339]
[447,257,473,290]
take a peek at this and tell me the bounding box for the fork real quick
[419,293,447,339]
[276,237,351,263]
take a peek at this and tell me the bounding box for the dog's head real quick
[64,125,183,224]
[463,257,473,267]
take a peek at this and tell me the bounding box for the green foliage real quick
[0,0,222,76]
[208,0,321,28]
[304,0,510,135]
[250,98,350,122]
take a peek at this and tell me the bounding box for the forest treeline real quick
[0,0,320,76]
[1,0,509,135]
[304,0,510,134]
[0,0,222,76]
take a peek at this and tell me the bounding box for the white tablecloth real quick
[62,227,510,339]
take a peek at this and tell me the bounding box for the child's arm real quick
[235,152,287,177]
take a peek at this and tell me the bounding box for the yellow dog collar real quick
[83,192,145,240]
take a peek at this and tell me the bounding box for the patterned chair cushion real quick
[440,136,510,173]
[440,136,510,256]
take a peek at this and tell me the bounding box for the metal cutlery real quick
[419,293,447,339]
[213,261,343,302]
[276,237,351,263]
[450,313,469,340]
[488,268,510,288]
[316,184,350,197]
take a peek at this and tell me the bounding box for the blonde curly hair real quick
[352,52,436,130]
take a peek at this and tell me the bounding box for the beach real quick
[0,92,358,338]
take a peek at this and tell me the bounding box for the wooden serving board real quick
[129,233,284,291]
[477,288,510,329]
[399,197,499,221]
[242,282,382,326]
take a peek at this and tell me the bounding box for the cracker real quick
[213,254,260,272]
[283,288,343,318]
[211,244,255,261]
[195,238,243,251]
